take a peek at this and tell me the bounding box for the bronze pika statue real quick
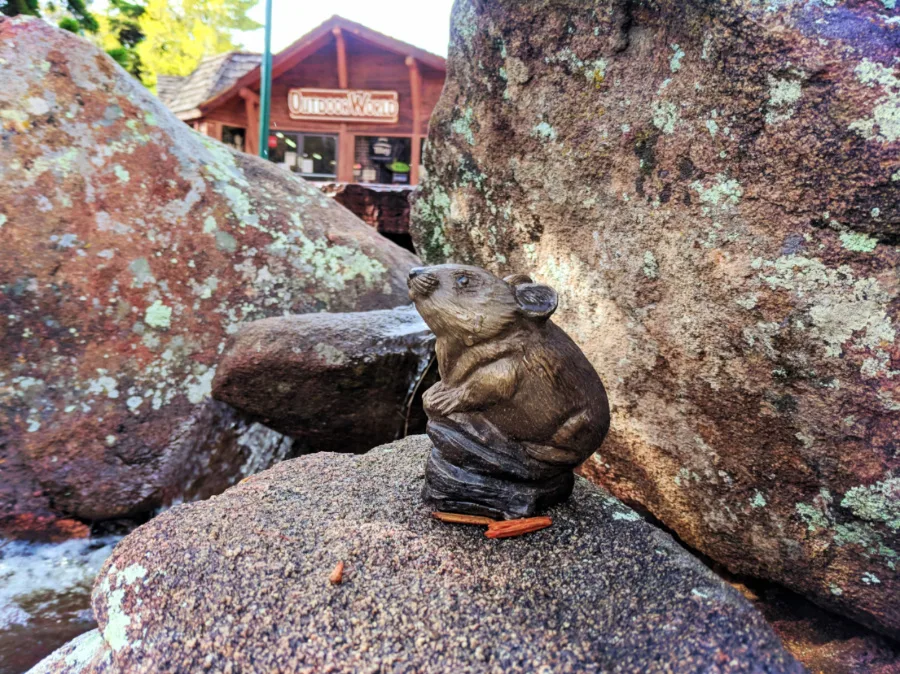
[408,264,610,519]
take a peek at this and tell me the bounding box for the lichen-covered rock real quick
[35,436,803,674]
[0,16,419,533]
[212,305,435,453]
[411,0,900,636]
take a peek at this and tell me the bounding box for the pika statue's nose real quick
[409,267,426,279]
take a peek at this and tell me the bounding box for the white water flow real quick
[0,536,121,673]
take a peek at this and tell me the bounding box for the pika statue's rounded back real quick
[408,264,610,520]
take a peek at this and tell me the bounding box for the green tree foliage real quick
[101,0,147,77]
[1,0,98,33]
[96,0,260,92]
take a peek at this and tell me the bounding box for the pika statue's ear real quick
[504,273,534,286]
[513,282,558,320]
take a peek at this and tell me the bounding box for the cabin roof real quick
[166,52,262,120]
[199,15,446,115]
[156,75,186,107]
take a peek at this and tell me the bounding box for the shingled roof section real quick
[155,75,185,107]
[164,52,261,120]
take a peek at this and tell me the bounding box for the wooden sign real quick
[288,88,399,124]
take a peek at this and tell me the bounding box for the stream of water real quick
[0,536,121,673]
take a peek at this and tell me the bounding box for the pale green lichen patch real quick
[674,467,701,486]
[829,583,843,595]
[796,502,830,531]
[26,97,50,116]
[283,213,387,291]
[314,343,348,366]
[642,251,659,278]
[612,510,642,522]
[839,231,878,252]
[651,101,679,134]
[63,629,106,669]
[544,47,606,84]
[412,184,453,262]
[841,478,900,530]
[103,590,130,649]
[751,491,767,508]
[185,366,216,404]
[144,300,172,329]
[669,44,685,72]
[736,293,758,310]
[88,375,119,400]
[848,58,900,143]
[794,491,898,571]
[129,258,154,288]
[451,107,476,146]
[691,174,743,210]
[454,0,478,47]
[765,74,803,125]
[120,563,147,585]
[532,121,558,141]
[215,229,238,253]
[1,108,28,124]
[99,563,148,653]
[0,214,6,228]
[861,571,881,584]
[584,58,607,84]
[112,164,130,183]
[755,255,896,376]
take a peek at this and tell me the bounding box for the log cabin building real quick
[160,15,446,191]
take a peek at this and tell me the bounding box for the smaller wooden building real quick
[172,15,446,188]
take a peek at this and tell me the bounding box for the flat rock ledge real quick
[33,437,803,674]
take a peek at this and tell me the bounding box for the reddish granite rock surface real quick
[411,0,899,636]
[0,16,419,534]
[34,437,804,674]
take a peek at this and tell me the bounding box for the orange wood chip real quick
[432,511,497,526]
[329,561,345,585]
[485,516,552,539]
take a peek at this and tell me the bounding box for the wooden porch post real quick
[406,56,423,185]
[240,88,261,156]
[334,27,354,183]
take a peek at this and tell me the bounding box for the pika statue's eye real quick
[455,275,469,288]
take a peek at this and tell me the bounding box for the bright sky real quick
[237,0,455,58]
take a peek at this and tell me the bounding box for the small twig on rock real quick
[330,561,345,585]
[485,517,552,539]
[432,511,496,526]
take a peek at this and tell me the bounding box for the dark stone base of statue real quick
[422,417,576,520]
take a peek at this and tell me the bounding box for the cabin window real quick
[353,136,412,185]
[222,126,246,153]
[269,132,338,181]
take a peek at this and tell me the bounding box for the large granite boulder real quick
[0,16,419,535]
[411,0,900,636]
[33,436,803,674]
[212,305,435,453]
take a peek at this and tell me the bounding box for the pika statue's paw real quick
[423,383,460,417]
